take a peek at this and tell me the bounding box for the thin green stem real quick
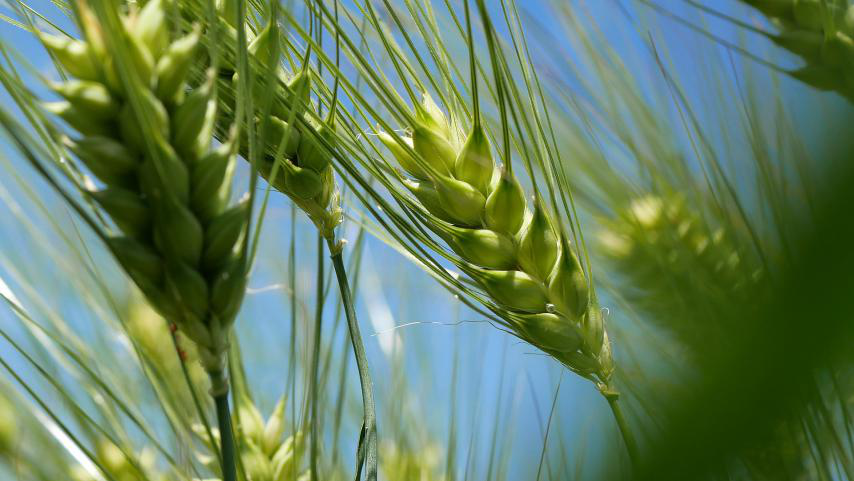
[605,394,639,468]
[211,371,237,481]
[310,233,325,481]
[328,241,378,481]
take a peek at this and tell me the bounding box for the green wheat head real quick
[377,92,614,386]
[39,0,249,393]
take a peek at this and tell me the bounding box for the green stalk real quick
[210,370,237,481]
[327,240,378,481]
[605,393,639,468]
[310,233,325,481]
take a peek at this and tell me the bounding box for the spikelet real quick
[42,4,249,393]
[378,94,611,381]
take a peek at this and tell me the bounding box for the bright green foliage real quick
[42,2,249,389]
[378,95,611,381]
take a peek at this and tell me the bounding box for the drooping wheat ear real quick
[741,0,854,99]
[378,93,614,385]
[208,10,343,246]
[39,0,248,396]
[194,397,309,481]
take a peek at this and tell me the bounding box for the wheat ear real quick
[39,1,249,479]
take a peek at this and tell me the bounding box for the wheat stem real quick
[605,393,639,468]
[328,241,378,481]
[310,233,325,481]
[211,373,237,481]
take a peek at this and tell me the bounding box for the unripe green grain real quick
[66,136,138,185]
[412,122,456,175]
[380,90,613,379]
[547,238,589,319]
[52,80,119,119]
[454,124,494,194]
[264,116,302,157]
[517,199,559,280]
[45,101,111,137]
[104,31,155,92]
[202,200,248,272]
[283,162,323,199]
[315,165,335,208]
[484,167,526,235]
[153,197,204,266]
[402,178,453,219]
[191,141,237,222]
[138,143,190,202]
[470,266,548,312]
[210,260,248,322]
[436,224,516,270]
[248,20,277,62]
[90,187,151,237]
[416,91,452,140]
[297,123,333,171]
[165,261,209,320]
[118,91,169,153]
[514,312,583,353]
[263,397,286,457]
[108,236,163,280]
[378,130,428,179]
[155,27,202,103]
[132,0,170,59]
[433,175,485,226]
[171,71,217,159]
[582,307,605,356]
[39,34,99,80]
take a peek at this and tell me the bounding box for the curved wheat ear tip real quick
[742,0,854,99]
[377,93,614,382]
[212,10,343,244]
[44,0,250,394]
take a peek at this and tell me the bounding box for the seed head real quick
[41,1,251,380]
